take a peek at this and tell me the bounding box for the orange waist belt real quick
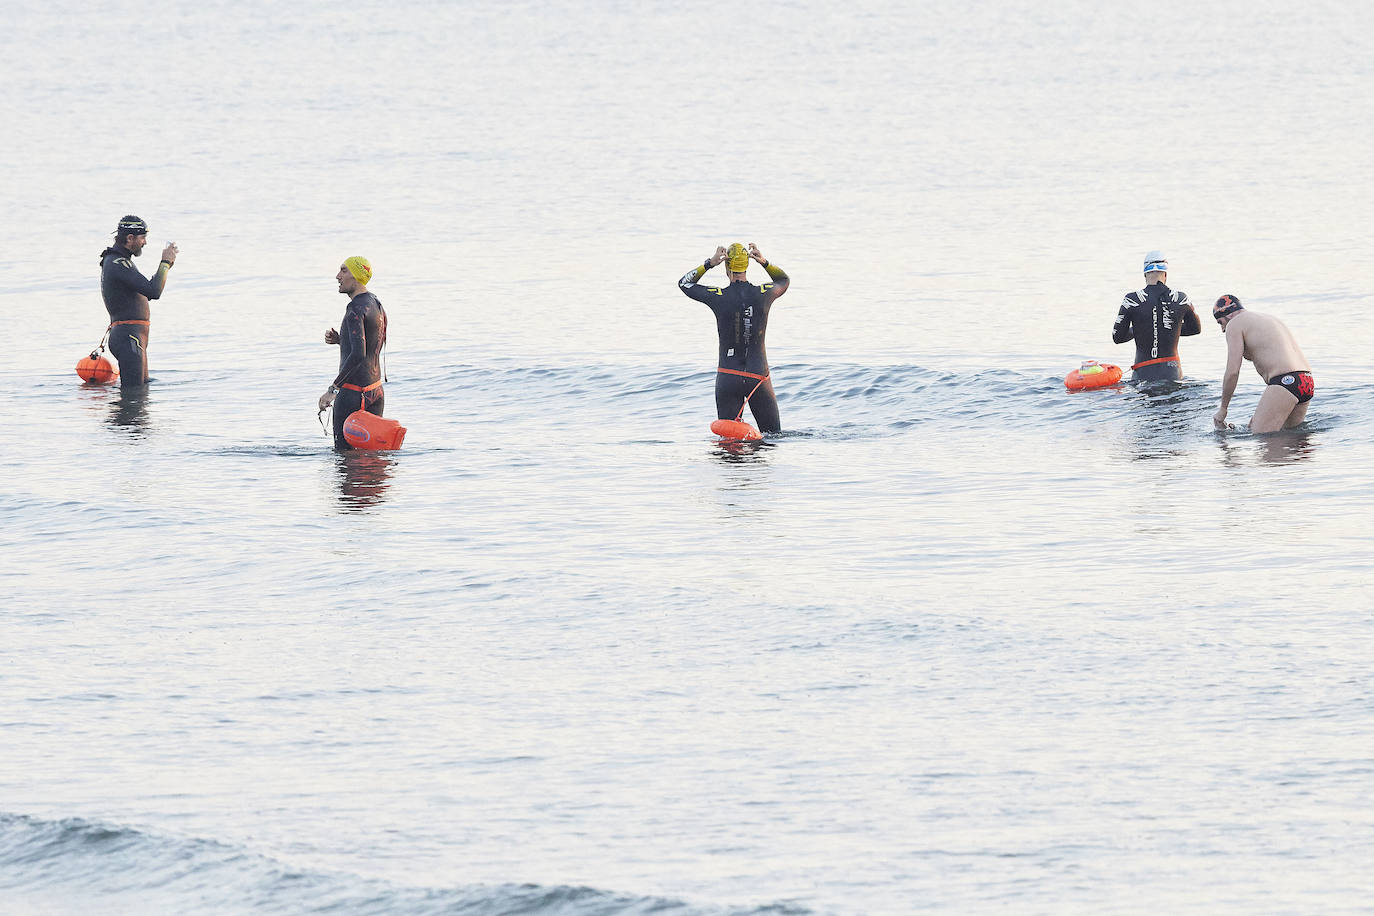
[716,367,769,380]
[1132,355,1180,370]
[109,320,150,327]
[340,380,384,393]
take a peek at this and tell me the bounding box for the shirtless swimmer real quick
[1212,295,1314,433]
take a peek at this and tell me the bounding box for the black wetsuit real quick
[1111,283,1201,381]
[331,292,388,449]
[678,260,790,432]
[99,244,171,388]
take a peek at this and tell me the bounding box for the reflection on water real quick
[333,450,395,512]
[106,388,151,435]
[1120,380,1208,461]
[710,438,776,463]
[709,438,776,526]
[1215,426,1316,466]
[1257,427,1316,464]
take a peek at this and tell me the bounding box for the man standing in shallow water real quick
[1212,295,1314,433]
[678,242,790,432]
[319,256,388,449]
[98,215,179,388]
[1112,250,1201,381]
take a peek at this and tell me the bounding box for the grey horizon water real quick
[5,0,1374,912]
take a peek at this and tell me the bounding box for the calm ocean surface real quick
[4,0,1374,913]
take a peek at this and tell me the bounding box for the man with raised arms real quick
[678,242,789,433]
[98,215,179,388]
[1112,250,1201,381]
[1212,294,1313,433]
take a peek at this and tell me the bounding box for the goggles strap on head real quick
[1214,295,1243,321]
[117,216,148,237]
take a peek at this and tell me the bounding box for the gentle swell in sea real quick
[0,813,810,916]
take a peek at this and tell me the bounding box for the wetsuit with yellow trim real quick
[99,244,172,388]
[330,291,388,449]
[678,258,790,432]
[1112,283,1201,382]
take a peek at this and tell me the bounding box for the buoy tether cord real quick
[708,368,769,439]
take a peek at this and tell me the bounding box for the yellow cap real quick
[344,256,372,285]
[725,243,747,271]
[726,243,749,273]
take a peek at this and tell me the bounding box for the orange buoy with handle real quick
[343,409,407,449]
[1064,360,1122,391]
[711,418,763,441]
[76,351,118,384]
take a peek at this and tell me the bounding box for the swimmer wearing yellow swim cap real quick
[677,242,792,433]
[320,256,390,448]
[725,242,750,274]
[342,255,372,286]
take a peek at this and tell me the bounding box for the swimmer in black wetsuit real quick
[98,215,179,388]
[319,256,388,449]
[678,242,790,432]
[1111,250,1200,382]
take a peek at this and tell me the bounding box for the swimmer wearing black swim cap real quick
[678,243,790,433]
[1213,295,1314,433]
[98,215,179,387]
[1111,251,1201,382]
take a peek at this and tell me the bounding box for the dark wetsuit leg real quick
[107,325,149,388]
[714,373,780,433]
[332,387,385,449]
[750,379,781,433]
[1131,358,1183,382]
[1268,371,1314,404]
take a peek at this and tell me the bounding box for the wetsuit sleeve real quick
[1180,298,1202,336]
[331,306,367,388]
[1111,299,1134,344]
[107,256,171,300]
[760,262,790,303]
[678,261,724,304]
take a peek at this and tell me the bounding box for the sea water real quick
[4,0,1374,912]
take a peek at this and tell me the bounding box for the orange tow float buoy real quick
[343,410,407,449]
[76,351,118,384]
[1064,360,1122,391]
[711,418,763,441]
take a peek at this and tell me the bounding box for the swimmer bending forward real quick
[679,243,789,432]
[1212,295,1313,433]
